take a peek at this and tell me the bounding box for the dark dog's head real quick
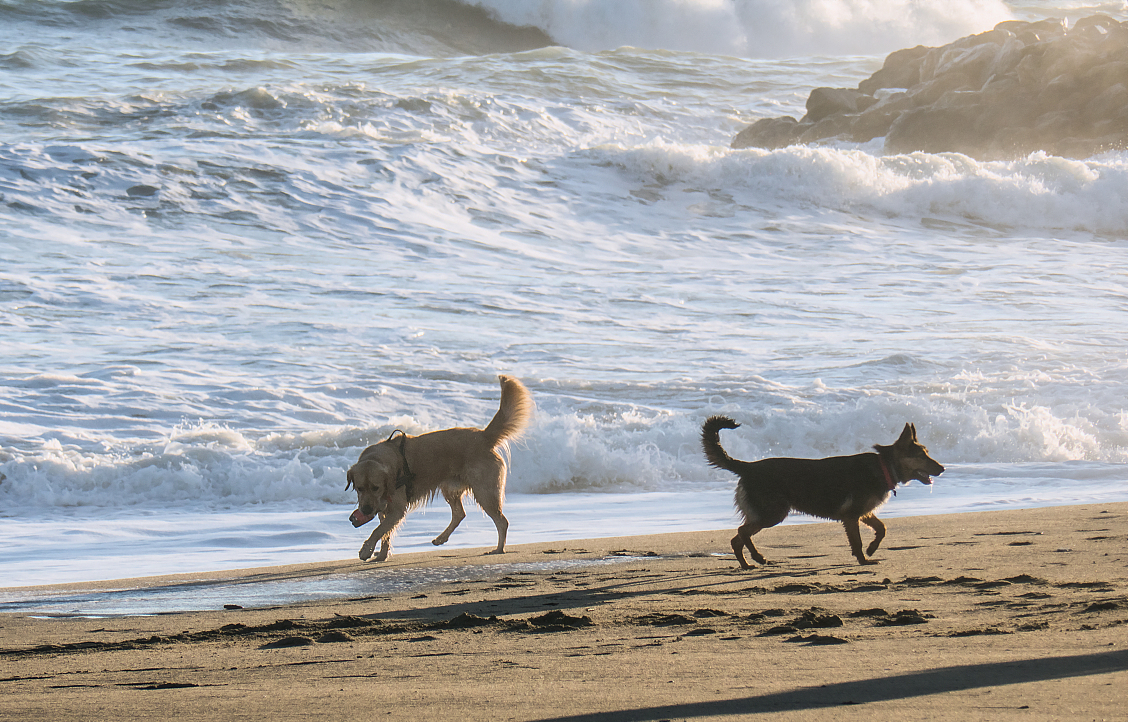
[888,423,945,485]
[345,458,395,527]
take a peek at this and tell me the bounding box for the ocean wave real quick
[600,141,1128,233]
[7,105,1128,238]
[467,0,1015,57]
[2,369,1126,512]
[5,0,1128,60]
[0,0,555,56]
[0,0,1020,58]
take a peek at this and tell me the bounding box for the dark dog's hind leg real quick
[843,517,879,565]
[731,523,768,569]
[861,513,886,557]
[731,503,789,569]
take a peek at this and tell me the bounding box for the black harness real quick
[386,429,416,499]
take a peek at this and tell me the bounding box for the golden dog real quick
[346,375,532,562]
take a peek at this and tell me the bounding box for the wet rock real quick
[886,106,982,155]
[804,87,876,122]
[730,14,1128,159]
[857,45,931,95]
[730,116,802,149]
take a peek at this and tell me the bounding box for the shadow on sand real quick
[530,648,1128,720]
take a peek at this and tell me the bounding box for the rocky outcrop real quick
[731,15,1128,159]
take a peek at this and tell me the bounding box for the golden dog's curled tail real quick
[701,415,743,474]
[482,375,534,449]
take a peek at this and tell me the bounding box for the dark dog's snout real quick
[918,459,944,485]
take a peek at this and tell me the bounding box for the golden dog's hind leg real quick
[471,482,508,555]
[485,510,508,554]
[861,513,886,557]
[433,488,467,546]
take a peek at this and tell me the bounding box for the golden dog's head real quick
[345,458,395,527]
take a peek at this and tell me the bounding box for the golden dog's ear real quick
[345,469,354,491]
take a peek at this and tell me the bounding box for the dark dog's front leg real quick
[843,517,879,565]
[861,513,887,557]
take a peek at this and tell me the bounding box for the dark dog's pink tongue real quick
[350,509,375,528]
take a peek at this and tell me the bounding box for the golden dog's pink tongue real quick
[350,509,375,528]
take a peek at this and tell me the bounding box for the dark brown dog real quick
[346,376,532,562]
[701,416,944,567]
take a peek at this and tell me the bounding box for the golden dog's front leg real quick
[359,511,402,562]
[374,538,391,562]
[358,532,380,561]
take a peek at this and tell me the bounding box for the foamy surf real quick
[467,0,1015,56]
[2,463,1125,588]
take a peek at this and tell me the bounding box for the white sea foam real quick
[597,143,1128,234]
[467,0,1016,57]
[3,463,1126,589]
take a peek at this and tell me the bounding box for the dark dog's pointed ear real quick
[910,422,918,440]
[345,469,354,490]
[898,423,915,444]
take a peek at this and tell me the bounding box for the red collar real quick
[878,456,898,493]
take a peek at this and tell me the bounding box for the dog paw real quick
[431,537,448,546]
[359,544,376,561]
[858,559,880,566]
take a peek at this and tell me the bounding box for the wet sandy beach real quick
[2,502,1126,720]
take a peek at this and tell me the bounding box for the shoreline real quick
[6,473,1126,590]
[3,502,1127,719]
[3,502,1128,613]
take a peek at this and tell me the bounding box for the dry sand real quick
[2,502,1127,720]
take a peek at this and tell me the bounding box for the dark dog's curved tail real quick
[482,375,534,449]
[701,415,743,474]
